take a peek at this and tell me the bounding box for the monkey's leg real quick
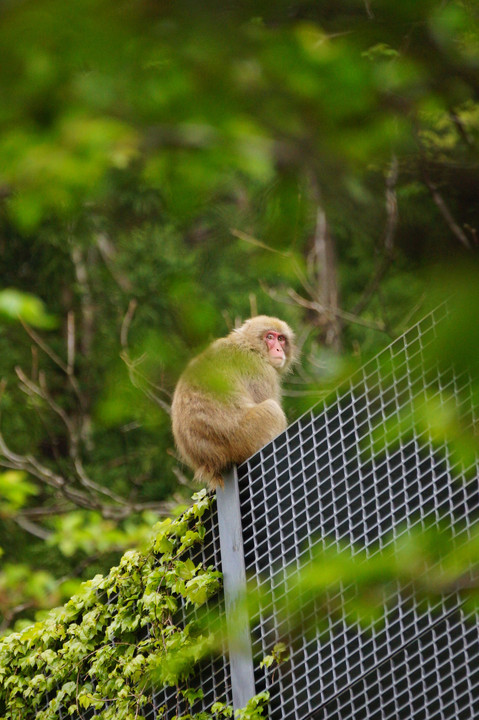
[231,399,287,464]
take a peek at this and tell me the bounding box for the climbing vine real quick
[0,490,269,720]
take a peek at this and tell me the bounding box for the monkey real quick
[171,316,298,489]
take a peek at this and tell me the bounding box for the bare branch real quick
[96,233,133,292]
[120,300,172,416]
[449,110,475,149]
[171,465,195,489]
[0,426,174,519]
[353,155,399,316]
[14,515,52,540]
[16,366,74,437]
[71,244,95,357]
[249,293,258,318]
[121,351,172,415]
[19,505,71,518]
[399,294,427,332]
[422,172,472,249]
[67,311,75,374]
[261,280,389,336]
[0,427,90,509]
[233,227,321,305]
[121,299,138,350]
[19,319,85,408]
[384,155,399,254]
[309,208,342,350]
[0,601,35,635]
[364,1,374,19]
[0,297,178,521]
[31,346,39,383]
[286,288,390,334]
[231,228,291,256]
[72,455,130,506]
[414,121,473,250]
[16,366,135,506]
[0,379,172,519]
[19,319,68,373]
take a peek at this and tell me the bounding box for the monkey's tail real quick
[194,466,224,490]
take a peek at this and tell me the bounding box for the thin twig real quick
[353,155,399,316]
[415,121,473,250]
[120,301,172,416]
[14,515,52,540]
[19,319,85,407]
[67,311,75,375]
[121,299,138,349]
[171,465,195,488]
[422,173,472,249]
[364,0,374,19]
[19,319,67,373]
[449,110,475,148]
[121,351,172,415]
[16,366,75,438]
[18,367,132,505]
[233,227,318,302]
[19,505,71,518]
[289,289,391,334]
[72,456,129,506]
[310,207,342,350]
[96,233,133,292]
[265,283,391,335]
[231,228,291,256]
[0,406,173,520]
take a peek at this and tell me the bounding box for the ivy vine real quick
[0,490,269,720]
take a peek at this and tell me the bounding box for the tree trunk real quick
[312,207,342,352]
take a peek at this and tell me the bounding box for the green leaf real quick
[0,289,57,329]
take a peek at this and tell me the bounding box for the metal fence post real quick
[216,466,256,711]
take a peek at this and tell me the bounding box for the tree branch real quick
[353,155,399,316]
[14,515,52,540]
[96,233,133,293]
[422,171,472,249]
[0,426,175,519]
[289,288,391,334]
[0,300,179,522]
[309,207,342,351]
[19,318,85,409]
[120,300,172,416]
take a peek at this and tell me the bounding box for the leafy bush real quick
[0,490,238,720]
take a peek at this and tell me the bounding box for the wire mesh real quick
[19,305,479,719]
[150,505,233,717]
[238,304,479,719]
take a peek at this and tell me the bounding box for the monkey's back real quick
[171,339,282,481]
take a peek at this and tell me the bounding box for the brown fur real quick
[171,316,298,489]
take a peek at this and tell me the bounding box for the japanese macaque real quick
[171,316,298,489]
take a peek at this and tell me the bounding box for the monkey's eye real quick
[278,335,286,343]
[266,333,275,340]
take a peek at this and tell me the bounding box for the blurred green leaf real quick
[0,289,57,329]
[0,471,37,514]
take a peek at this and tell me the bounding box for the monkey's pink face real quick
[264,330,287,368]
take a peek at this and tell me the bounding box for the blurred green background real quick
[0,0,478,633]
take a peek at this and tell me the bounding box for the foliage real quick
[0,490,229,720]
[2,487,478,719]
[0,0,478,635]
[263,526,479,633]
[0,290,57,329]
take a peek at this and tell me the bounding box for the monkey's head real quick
[234,315,298,373]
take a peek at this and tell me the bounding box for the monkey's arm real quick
[229,398,287,465]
